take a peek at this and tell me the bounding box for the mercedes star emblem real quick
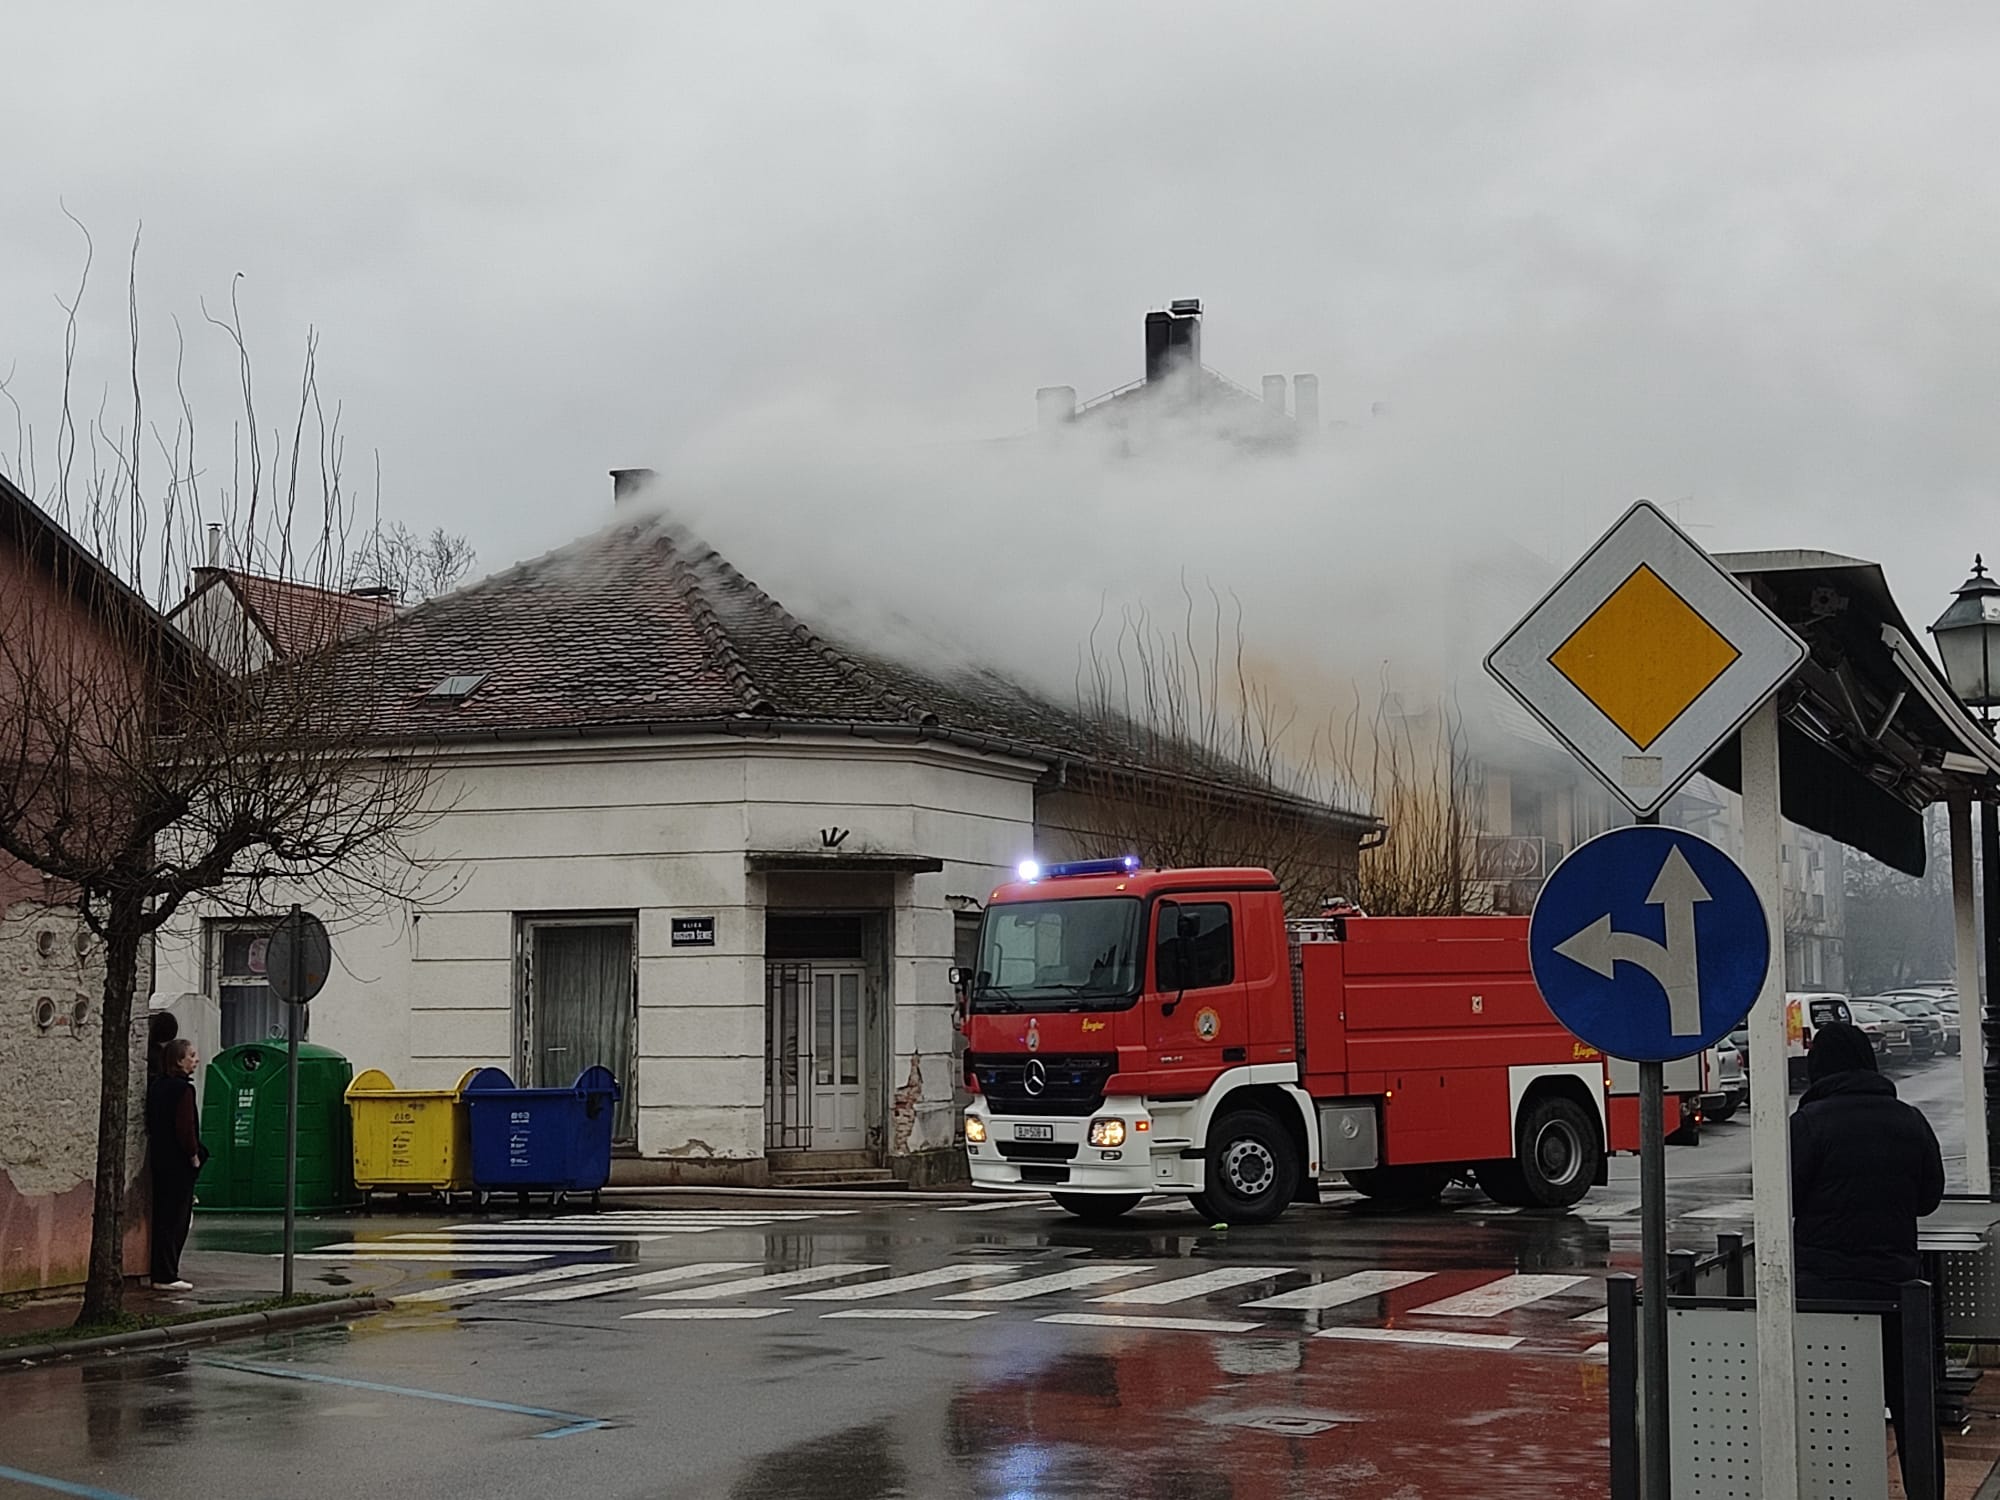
[1023,1058,1048,1096]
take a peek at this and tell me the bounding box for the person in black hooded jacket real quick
[1791,1020,1945,1496]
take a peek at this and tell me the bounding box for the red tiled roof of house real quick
[315,512,1376,830]
[221,572,398,657]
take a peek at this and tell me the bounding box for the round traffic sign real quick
[265,909,331,1005]
[1528,826,1769,1062]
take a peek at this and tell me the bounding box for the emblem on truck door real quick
[1195,1007,1220,1041]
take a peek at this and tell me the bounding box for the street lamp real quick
[1931,557,2000,713]
[1932,556,2000,1194]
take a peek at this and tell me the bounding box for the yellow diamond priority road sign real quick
[1486,501,1805,817]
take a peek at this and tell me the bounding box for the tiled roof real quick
[321,512,1376,829]
[220,571,398,657]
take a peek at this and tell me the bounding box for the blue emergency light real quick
[1043,856,1143,879]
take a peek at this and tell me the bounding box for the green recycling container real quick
[196,1041,362,1212]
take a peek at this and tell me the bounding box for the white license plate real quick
[1014,1124,1055,1142]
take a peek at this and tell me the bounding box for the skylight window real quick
[426,673,487,700]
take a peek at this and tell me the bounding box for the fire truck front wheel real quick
[1052,1193,1143,1223]
[1200,1110,1300,1225]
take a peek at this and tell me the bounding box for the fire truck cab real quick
[957,858,1661,1224]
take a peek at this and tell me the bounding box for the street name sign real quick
[1529,826,1770,1062]
[1485,500,1806,817]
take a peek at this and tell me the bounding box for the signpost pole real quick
[282,902,301,1299]
[1742,699,1800,1497]
[1632,807,1671,1500]
[1638,1057,1670,1498]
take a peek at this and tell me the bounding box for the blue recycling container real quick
[463,1065,622,1194]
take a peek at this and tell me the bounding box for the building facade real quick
[157,483,1374,1186]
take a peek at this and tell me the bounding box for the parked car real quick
[1879,995,1956,1056]
[1848,1000,1913,1060]
[1702,1038,1749,1122]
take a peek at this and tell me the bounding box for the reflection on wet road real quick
[0,1055,1967,1499]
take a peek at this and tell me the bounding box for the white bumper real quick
[964,1096,1203,1195]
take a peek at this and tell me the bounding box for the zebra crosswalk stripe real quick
[1040,1313,1264,1334]
[789,1265,1022,1301]
[1684,1200,1755,1220]
[645,1264,889,1300]
[1241,1270,1432,1311]
[1092,1266,1292,1305]
[507,1262,760,1302]
[396,1262,627,1303]
[1407,1274,1589,1318]
[942,1265,1153,1302]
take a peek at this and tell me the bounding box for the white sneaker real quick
[159,1280,194,1292]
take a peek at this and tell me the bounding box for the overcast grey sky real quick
[8,3,2000,703]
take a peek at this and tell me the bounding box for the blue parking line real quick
[0,1465,141,1500]
[199,1357,609,1439]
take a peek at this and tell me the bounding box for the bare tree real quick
[1340,688,1496,917]
[346,519,477,602]
[1060,592,1493,914]
[0,227,443,1325]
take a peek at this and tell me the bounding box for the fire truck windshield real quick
[971,897,1143,1011]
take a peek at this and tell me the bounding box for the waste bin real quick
[198,1041,362,1212]
[347,1067,478,1199]
[463,1065,621,1198]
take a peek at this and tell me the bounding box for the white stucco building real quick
[155,474,1375,1185]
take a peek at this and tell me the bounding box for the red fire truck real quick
[957,857,1674,1224]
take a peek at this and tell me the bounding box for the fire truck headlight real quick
[1088,1118,1126,1148]
[964,1116,988,1144]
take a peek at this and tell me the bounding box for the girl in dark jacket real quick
[146,1038,208,1291]
[1791,1021,1945,1497]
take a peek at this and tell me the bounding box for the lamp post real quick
[1930,556,2000,1193]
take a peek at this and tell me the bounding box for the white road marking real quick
[1572,1306,1609,1324]
[1092,1267,1292,1305]
[1316,1327,1524,1350]
[938,1200,1045,1213]
[1684,1200,1756,1220]
[645,1264,890,1300]
[320,1241,616,1253]
[943,1265,1154,1302]
[506,1262,760,1302]
[1039,1313,1265,1334]
[1585,1342,1610,1357]
[292,1252,551,1263]
[789,1265,1023,1300]
[1407,1275,1590,1318]
[395,1262,630,1303]
[1242,1270,1432,1311]
[624,1308,790,1321]
[819,1309,996,1321]
[1574,1200,1642,1220]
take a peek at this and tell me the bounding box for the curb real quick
[598,1184,1044,1205]
[2,1295,393,1369]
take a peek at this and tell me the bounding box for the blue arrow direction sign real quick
[1529,826,1770,1062]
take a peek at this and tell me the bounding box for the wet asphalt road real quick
[0,1056,1970,1500]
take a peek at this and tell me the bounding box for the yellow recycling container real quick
[346,1067,479,1198]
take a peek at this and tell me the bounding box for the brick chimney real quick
[1293,374,1320,434]
[1036,386,1076,432]
[1143,299,1202,386]
[611,468,659,506]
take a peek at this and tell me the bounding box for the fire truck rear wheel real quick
[1052,1193,1143,1223]
[1482,1095,1600,1209]
[1202,1110,1299,1225]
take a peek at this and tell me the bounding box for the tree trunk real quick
[75,902,144,1327]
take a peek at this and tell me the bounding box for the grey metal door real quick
[526,922,636,1142]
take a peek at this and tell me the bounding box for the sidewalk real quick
[1,1250,401,1351]
[1887,1378,2000,1499]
